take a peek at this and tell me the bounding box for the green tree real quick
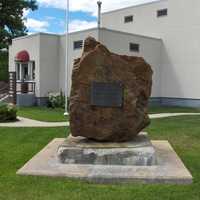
[0,51,8,81]
[0,0,38,49]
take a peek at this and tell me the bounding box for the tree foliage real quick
[0,0,38,49]
[0,51,8,81]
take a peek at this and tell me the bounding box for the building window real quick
[73,40,83,50]
[32,61,35,80]
[16,63,20,80]
[157,9,168,17]
[15,61,35,81]
[124,15,133,23]
[129,43,140,52]
[21,63,29,80]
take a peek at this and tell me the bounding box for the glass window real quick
[124,15,133,23]
[16,63,20,80]
[73,40,83,50]
[32,62,35,80]
[157,9,168,17]
[22,63,29,81]
[129,43,140,52]
[15,61,35,81]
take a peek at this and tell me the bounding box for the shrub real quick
[0,103,17,122]
[0,51,9,82]
[47,91,65,109]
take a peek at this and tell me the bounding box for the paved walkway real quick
[0,117,69,127]
[0,113,200,128]
[149,113,200,119]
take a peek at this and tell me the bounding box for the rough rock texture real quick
[69,37,153,142]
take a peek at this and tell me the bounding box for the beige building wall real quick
[9,33,61,99]
[64,28,161,97]
[39,34,60,97]
[9,34,40,96]
[100,28,162,97]
[9,29,161,100]
[101,0,168,39]
[160,0,200,99]
[66,29,98,96]
[101,0,200,100]
[58,35,66,94]
[8,0,200,106]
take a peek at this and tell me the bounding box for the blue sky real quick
[24,0,156,34]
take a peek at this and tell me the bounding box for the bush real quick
[0,51,9,82]
[0,103,17,122]
[47,91,65,109]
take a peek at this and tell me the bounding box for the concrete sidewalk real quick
[0,113,199,128]
[149,113,200,119]
[0,117,69,127]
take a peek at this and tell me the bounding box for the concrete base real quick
[57,133,157,166]
[17,94,36,106]
[149,97,200,108]
[17,137,193,184]
[36,97,48,106]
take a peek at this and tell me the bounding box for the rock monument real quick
[17,36,193,184]
[69,37,153,142]
[57,37,156,167]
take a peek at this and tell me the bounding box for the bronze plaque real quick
[91,82,123,107]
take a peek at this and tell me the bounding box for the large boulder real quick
[69,37,153,142]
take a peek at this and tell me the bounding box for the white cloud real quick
[69,20,97,32]
[24,0,158,33]
[25,18,49,32]
[38,0,157,16]
[27,32,35,35]
[23,9,30,17]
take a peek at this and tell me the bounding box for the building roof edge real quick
[102,0,167,15]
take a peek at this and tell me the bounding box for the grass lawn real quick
[0,115,200,199]
[16,106,200,123]
[17,107,68,122]
[15,105,200,123]
[149,106,200,114]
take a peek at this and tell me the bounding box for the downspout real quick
[65,0,69,115]
[97,1,102,41]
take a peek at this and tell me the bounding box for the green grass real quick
[1,116,200,199]
[149,106,200,114]
[17,107,68,122]
[17,106,200,123]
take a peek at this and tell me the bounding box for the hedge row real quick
[0,103,17,122]
[0,52,9,82]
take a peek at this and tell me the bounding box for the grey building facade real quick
[9,0,200,107]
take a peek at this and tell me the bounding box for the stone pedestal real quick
[57,132,157,166]
[17,137,193,184]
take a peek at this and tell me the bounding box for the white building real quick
[9,0,200,107]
